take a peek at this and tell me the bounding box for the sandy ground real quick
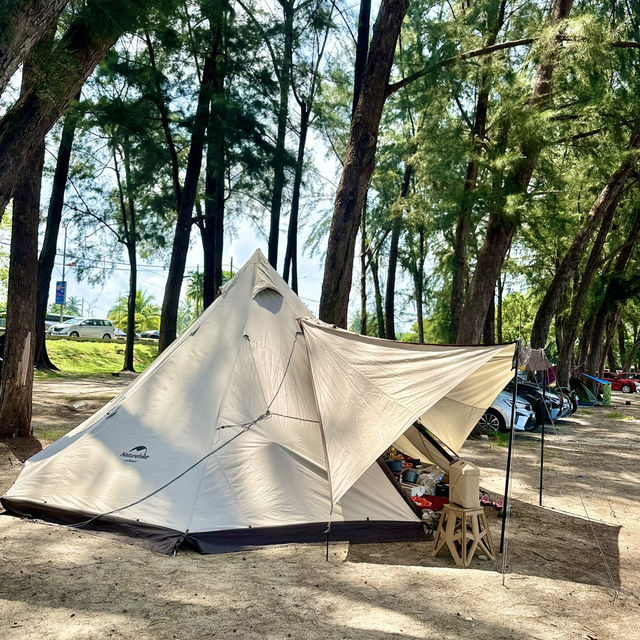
[0,377,639,639]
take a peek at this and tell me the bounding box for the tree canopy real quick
[1,0,640,436]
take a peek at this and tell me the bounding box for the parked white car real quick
[48,317,115,340]
[477,391,536,434]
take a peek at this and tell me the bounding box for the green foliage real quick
[183,269,233,325]
[6,0,640,377]
[108,290,161,331]
[349,310,380,337]
[500,291,536,342]
[186,271,205,317]
[48,296,83,317]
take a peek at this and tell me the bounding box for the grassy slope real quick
[37,339,158,377]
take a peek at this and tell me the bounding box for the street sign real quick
[55,281,67,306]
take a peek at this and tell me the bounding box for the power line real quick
[0,237,228,273]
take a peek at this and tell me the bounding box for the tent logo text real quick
[121,445,150,462]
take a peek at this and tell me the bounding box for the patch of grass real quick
[605,411,636,421]
[489,432,511,447]
[38,339,158,375]
[581,410,592,415]
[37,428,68,441]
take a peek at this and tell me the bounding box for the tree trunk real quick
[34,100,81,369]
[319,0,409,327]
[497,273,505,343]
[283,103,309,293]
[449,0,506,342]
[267,0,294,268]
[0,0,68,97]
[457,218,515,344]
[585,206,640,381]
[555,194,620,384]
[586,311,606,384]
[555,309,565,359]
[623,331,640,371]
[384,164,411,340]
[352,0,372,335]
[618,323,627,368]
[0,53,46,437]
[607,344,616,372]
[482,291,496,345]
[606,316,618,371]
[369,250,385,339]
[123,244,137,372]
[116,139,138,373]
[359,200,368,335]
[531,134,640,348]
[577,313,594,371]
[0,1,155,217]
[352,0,372,115]
[455,0,574,344]
[202,20,226,308]
[415,227,425,342]
[385,221,401,341]
[159,54,214,353]
[602,309,622,374]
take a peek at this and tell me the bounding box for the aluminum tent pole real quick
[500,339,521,554]
[539,368,547,506]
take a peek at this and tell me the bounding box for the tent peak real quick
[248,248,269,264]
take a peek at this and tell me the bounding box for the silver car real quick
[48,317,115,340]
[477,390,537,434]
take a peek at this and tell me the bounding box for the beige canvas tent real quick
[1,250,516,553]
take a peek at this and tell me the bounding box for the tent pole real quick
[539,368,546,506]
[500,339,521,554]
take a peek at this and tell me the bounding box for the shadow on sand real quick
[346,497,621,591]
[1,436,43,463]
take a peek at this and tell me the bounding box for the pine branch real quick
[386,38,640,97]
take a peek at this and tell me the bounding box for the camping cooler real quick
[448,460,480,508]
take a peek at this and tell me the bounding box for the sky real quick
[34,122,340,322]
[43,229,326,320]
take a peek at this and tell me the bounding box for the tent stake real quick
[500,339,521,554]
[539,369,546,506]
[325,520,331,561]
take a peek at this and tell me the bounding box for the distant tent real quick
[571,373,604,406]
[1,251,516,554]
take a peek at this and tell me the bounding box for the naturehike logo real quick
[121,445,149,462]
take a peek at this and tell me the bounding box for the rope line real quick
[267,331,302,410]
[579,496,618,598]
[269,411,319,423]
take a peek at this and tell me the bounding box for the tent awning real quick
[301,319,516,507]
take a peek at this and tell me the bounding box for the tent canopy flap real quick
[301,319,516,506]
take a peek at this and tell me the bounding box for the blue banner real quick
[55,281,66,305]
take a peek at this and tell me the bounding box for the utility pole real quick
[230,257,233,277]
[60,225,68,322]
